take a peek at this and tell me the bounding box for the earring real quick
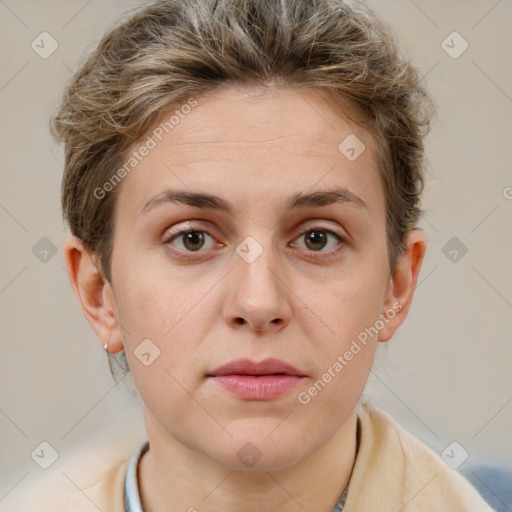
[104,340,109,353]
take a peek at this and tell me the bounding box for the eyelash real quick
[163,226,347,260]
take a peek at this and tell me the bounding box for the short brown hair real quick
[52,0,434,285]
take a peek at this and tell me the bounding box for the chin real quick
[208,422,313,472]
[216,447,309,473]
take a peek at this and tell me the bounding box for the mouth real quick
[207,357,306,377]
[206,358,306,400]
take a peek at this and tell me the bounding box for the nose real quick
[222,241,291,334]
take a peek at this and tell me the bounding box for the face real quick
[105,85,396,470]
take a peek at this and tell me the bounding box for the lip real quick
[208,358,306,377]
[206,358,306,401]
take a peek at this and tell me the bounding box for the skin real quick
[64,85,426,512]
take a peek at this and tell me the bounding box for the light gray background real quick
[1,0,511,507]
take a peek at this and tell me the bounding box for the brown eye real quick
[304,230,329,251]
[181,231,205,251]
[290,227,346,258]
[167,230,216,252]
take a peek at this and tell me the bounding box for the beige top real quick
[10,405,495,511]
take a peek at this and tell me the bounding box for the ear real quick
[63,234,124,353]
[378,229,427,342]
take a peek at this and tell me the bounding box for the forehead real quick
[114,85,384,220]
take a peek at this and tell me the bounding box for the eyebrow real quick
[140,187,367,216]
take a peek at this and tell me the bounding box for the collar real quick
[124,440,149,512]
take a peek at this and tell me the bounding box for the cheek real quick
[114,266,206,419]
[294,279,381,420]
[113,250,193,335]
[113,255,219,379]
[291,256,388,409]
[296,261,387,347]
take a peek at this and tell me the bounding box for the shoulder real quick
[7,440,138,512]
[343,404,496,511]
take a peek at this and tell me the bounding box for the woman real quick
[23,0,496,510]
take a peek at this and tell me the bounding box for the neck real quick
[138,412,358,512]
